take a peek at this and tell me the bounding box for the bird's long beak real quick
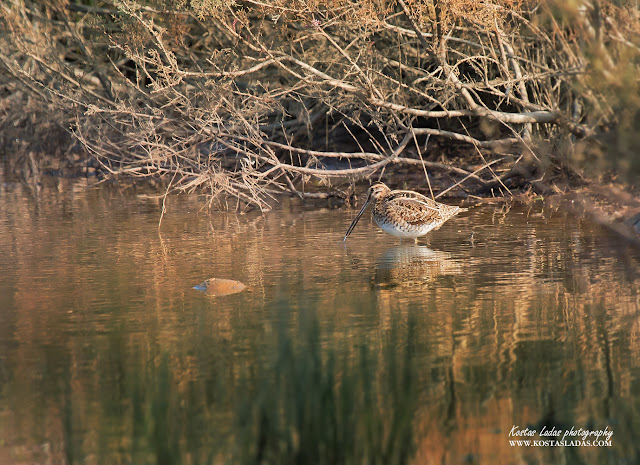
[343,193,372,242]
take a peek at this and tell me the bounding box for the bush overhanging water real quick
[1,1,639,206]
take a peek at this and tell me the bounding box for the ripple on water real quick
[0,185,639,465]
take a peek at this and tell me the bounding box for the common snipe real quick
[343,182,466,241]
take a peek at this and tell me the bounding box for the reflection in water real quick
[373,245,461,289]
[0,180,639,464]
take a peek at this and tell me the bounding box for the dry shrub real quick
[1,0,638,209]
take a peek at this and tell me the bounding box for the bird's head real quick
[368,182,391,201]
[343,182,390,242]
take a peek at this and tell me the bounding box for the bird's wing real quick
[390,190,436,205]
[384,197,445,225]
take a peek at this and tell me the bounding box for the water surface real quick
[0,180,639,464]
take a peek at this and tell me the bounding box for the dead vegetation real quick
[1,0,639,209]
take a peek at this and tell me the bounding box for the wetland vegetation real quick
[1,0,639,211]
[1,1,640,464]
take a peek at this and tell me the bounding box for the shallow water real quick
[0,180,639,464]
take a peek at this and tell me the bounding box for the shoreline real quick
[3,156,639,247]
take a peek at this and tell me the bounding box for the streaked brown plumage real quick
[343,182,466,241]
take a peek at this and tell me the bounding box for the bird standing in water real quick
[343,182,466,242]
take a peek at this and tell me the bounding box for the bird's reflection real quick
[373,245,461,289]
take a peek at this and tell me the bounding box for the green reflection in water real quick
[18,302,419,465]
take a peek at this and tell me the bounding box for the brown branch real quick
[411,128,520,149]
[436,158,506,198]
[213,132,486,182]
